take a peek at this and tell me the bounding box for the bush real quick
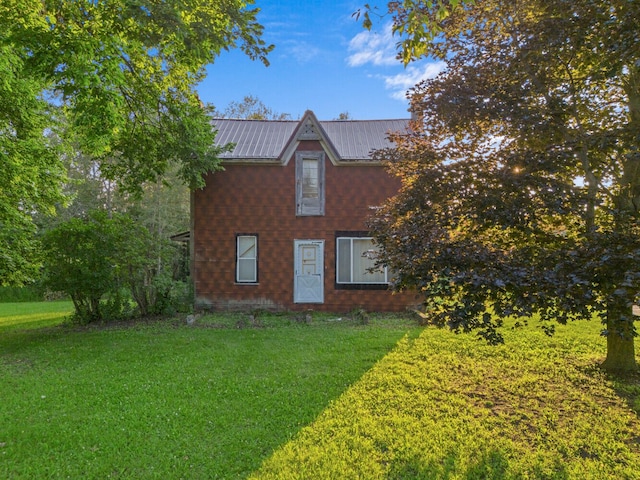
[0,286,43,303]
[113,216,189,316]
[41,210,192,323]
[100,288,136,322]
[41,211,120,323]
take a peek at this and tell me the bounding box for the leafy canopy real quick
[1,0,272,190]
[355,0,471,64]
[369,0,640,371]
[0,43,66,285]
[0,0,272,284]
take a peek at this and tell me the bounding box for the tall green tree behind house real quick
[212,95,291,120]
[0,0,272,284]
[368,0,640,371]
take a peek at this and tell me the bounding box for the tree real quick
[0,43,66,285]
[43,152,190,240]
[355,0,471,64]
[42,210,186,322]
[41,211,121,322]
[0,0,272,283]
[368,0,640,371]
[216,95,291,120]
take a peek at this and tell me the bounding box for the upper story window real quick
[296,151,325,216]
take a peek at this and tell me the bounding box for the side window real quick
[296,152,325,216]
[336,236,388,286]
[236,235,258,283]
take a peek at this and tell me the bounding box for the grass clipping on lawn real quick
[251,321,640,479]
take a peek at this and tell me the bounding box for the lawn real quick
[0,301,73,331]
[252,319,640,479]
[1,303,639,479]
[0,304,421,478]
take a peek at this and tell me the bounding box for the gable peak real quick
[296,111,322,141]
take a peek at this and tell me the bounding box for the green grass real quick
[0,305,420,479]
[0,301,73,331]
[2,304,639,479]
[251,319,640,479]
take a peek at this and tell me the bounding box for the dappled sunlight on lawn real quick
[0,302,73,332]
[250,322,640,479]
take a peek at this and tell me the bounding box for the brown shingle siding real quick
[193,113,416,312]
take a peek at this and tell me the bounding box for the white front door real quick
[294,240,324,303]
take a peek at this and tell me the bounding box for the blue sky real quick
[196,0,443,120]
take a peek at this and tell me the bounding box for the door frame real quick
[293,240,324,303]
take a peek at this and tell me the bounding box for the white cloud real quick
[383,62,446,100]
[346,22,399,67]
[346,22,445,102]
[287,41,323,63]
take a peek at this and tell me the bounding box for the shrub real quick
[112,215,188,316]
[0,286,43,302]
[41,210,191,322]
[41,211,120,323]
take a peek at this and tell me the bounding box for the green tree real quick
[0,44,66,285]
[216,95,291,120]
[42,210,186,322]
[46,152,190,239]
[1,0,271,283]
[41,211,120,322]
[355,1,471,64]
[369,0,640,371]
[35,147,192,306]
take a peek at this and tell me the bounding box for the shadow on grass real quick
[575,362,640,419]
[609,369,640,418]
[0,326,65,355]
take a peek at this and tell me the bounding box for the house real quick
[191,110,417,312]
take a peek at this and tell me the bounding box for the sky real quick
[196,0,444,121]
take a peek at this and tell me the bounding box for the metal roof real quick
[321,119,410,160]
[212,119,298,159]
[211,112,410,162]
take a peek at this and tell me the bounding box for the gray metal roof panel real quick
[211,117,409,161]
[212,119,298,159]
[320,119,409,159]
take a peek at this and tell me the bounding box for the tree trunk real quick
[602,66,640,374]
[601,308,637,372]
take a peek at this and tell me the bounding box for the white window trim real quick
[295,151,325,216]
[236,234,258,283]
[336,236,388,285]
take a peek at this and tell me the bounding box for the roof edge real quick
[281,110,342,166]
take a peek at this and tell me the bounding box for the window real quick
[296,152,325,215]
[236,235,257,283]
[302,159,319,199]
[336,236,388,287]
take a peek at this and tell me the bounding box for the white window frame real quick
[295,151,325,216]
[236,234,258,283]
[336,236,388,285]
